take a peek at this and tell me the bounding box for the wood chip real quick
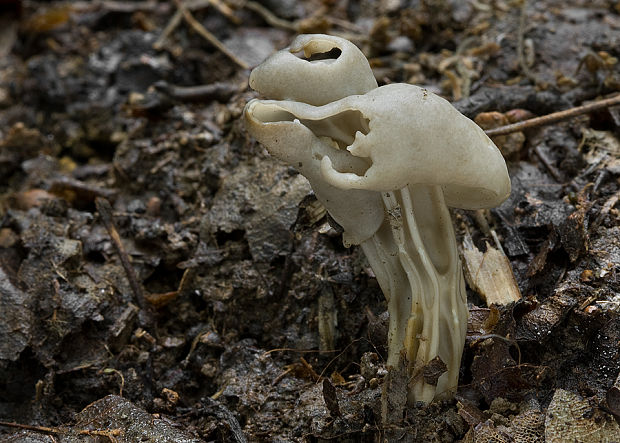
[462,238,522,306]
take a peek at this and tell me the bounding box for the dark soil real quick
[1,1,619,442]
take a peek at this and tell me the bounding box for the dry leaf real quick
[545,389,620,443]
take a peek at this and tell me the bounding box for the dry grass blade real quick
[0,421,122,442]
[95,197,147,310]
[243,0,296,31]
[180,3,249,69]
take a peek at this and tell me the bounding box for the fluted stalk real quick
[361,184,467,407]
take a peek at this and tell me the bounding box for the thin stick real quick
[484,93,620,137]
[242,1,367,41]
[154,0,237,50]
[180,4,249,69]
[328,16,364,33]
[72,0,163,13]
[0,421,122,441]
[516,0,538,84]
[153,7,184,50]
[533,145,563,182]
[208,0,241,24]
[95,197,147,310]
[243,0,296,31]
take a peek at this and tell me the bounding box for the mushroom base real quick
[360,184,467,412]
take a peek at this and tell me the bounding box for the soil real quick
[0,0,619,442]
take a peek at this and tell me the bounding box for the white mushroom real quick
[244,35,511,410]
[249,34,378,106]
[247,33,383,246]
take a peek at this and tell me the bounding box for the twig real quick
[208,0,241,24]
[153,7,184,50]
[243,0,296,31]
[484,93,620,136]
[516,0,538,84]
[592,189,620,230]
[95,197,147,310]
[328,16,364,33]
[260,347,339,357]
[181,325,211,366]
[0,421,122,442]
[154,0,215,50]
[179,2,249,69]
[534,144,563,182]
[100,368,126,396]
[153,80,239,102]
[154,0,241,50]
[300,356,322,382]
[272,367,294,385]
[242,1,367,41]
[72,0,165,13]
[49,176,116,202]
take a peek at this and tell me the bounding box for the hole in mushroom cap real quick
[291,40,342,63]
[295,47,342,62]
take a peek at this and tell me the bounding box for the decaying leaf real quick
[461,408,545,443]
[422,355,448,386]
[461,419,513,443]
[470,338,528,403]
[526,231,558,278]
[510,409,545,443]
[322,378,341,417]
[545,389,620,443]
[381,351,408,425]
[516,286,578,342]
[578,128,620,174]
[457,399,487,427]
[607,372,620,420]
[558,187,592,263]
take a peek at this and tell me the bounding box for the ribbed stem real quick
[361,184,467,408]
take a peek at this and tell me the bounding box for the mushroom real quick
[244,35,511,409]
[249,34,378,106]
[247,34,384,247]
